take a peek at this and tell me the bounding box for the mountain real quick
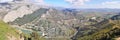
[0,0,41,22]
[0,0,120,40]
[8,7,119,40]
[74,14,120,40]
[77,19,120,40]
[111,13,120,20]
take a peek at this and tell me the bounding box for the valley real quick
[0,0,120,40]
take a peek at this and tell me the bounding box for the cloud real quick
[72,1,120,9]
[31,0,50,6]
[35,0,120,8]
[65,0,90,6]
[0,0,13,3]
[101,1,120,8]
[102,1,120,5]
[33,0,44,3]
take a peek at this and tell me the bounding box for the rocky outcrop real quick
[3,5,39,22]
[0,0,40,22]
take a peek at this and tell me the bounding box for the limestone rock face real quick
[3,5,39,22]
[0,0,40,22]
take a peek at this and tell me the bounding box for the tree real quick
[31,31,40,40]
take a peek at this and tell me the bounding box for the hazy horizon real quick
[0,0,120,9]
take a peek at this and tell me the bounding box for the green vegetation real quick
[0,20,19,40]
[24,31,45,40]
[12,8,48,25]
[77,20,120,40]
[31,31,45,40]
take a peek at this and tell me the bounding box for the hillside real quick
[0,0,120,40]
[76,20,120,40]
[7,7,118,40]
[0,20,24,40]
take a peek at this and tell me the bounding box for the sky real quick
[0,0,120,9]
